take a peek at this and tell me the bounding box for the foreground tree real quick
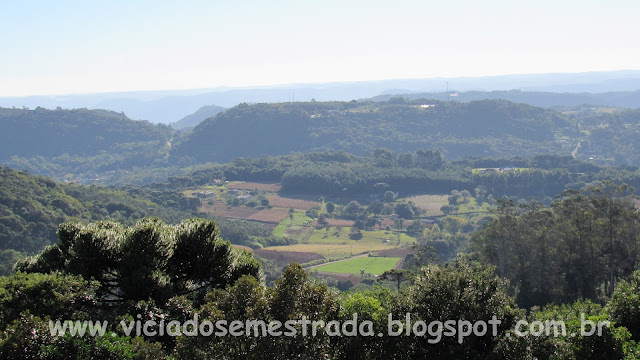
[175,264,340,359]
[379,269,406,292]
[607,270,640,340]
[15,218,261,305]
[392,259,520,358]
[472,182,640,307]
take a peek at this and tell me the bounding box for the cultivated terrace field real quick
[311,256,402,276]
[183,180,467,282]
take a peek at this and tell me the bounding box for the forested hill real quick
[370,90,640,108]
[0,165,198,273]
[0,107,172,159]
[0,107,178,179]
[172,99,573,163]
[2,99,639,183]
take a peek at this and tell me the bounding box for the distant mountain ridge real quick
[369,90,640,108]
[171,105,226,130]
[1,70,639,123]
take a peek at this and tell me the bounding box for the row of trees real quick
[472,181,640,308]
[4,255,640,358]
[164,151,640,201]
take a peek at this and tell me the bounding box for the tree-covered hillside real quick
[2,98,639,185]
[0,107,175,179]
[0,165,198,273]
[575,108,640,165]
[172,99,572,163]
[0,107,172,158]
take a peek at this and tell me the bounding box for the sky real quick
[1,0,639,97]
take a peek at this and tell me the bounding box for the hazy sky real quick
[1,0,639,97]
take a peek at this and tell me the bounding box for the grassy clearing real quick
[404,194,448,216]
[451,198,492,223]
[270,223,417,259]
[314,257,401,275]
[272,210,313,237]
[272,223,287,238]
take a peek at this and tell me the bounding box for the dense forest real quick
[172,98,638,167]
[0,165,199,274]
[471,182,640,308]
[172,99,571,163]
[2,98,639,185]
[0,107,177,180]
[155,151,640,200]
[0,107,172,159]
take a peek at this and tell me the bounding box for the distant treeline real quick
[370,89,640,108]
[161,151,640,200]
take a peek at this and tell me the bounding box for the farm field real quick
[272,210,313,237]
[227,181,282,192]
[254,249,323,266]
[404,194,448,216]
[200,203,261,219]
[313,256,401,275]
[261,243,399,259]
[319,218,355,227]
[452,198,493,223]
[246,208,290,223]
[306,227,414,245]
[186,181,423,268]
[266,194,320,210]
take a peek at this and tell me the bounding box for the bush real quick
[608,270,640,340]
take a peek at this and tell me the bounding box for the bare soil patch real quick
[374,247,414,258]
[247,208,290,223]
[379,219,406,229]
[266,195,320,210]
[255,249,324,266]
[326,218,355,227]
